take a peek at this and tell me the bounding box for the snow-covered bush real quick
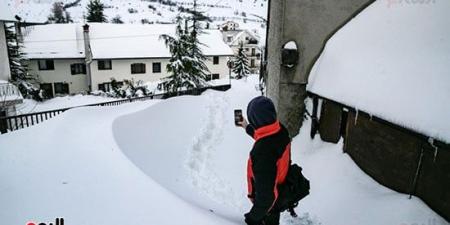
[108,78,150,98]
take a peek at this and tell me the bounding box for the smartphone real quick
[234,109,243,126]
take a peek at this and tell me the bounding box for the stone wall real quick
[266,0,374,136]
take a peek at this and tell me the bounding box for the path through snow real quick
[187,91,244,211]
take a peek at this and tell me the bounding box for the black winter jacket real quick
[245,121,291,223]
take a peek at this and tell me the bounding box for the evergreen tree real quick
[47,2,73,23]
[185,0,211,83]
[160,17,192,93]
[232,42,250,79]
[4,23,42,100]
[159,0,211,93]
[86,0,107,23]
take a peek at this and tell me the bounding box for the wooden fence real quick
[0,84,231,134]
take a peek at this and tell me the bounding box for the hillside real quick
[8,0,268,40]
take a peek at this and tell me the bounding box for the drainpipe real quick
[83,24,93,92]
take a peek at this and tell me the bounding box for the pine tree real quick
[86,0,107,23]
[232,42,250,79]
[185,0,211,84]
[159,0,211,93]
[160,18,191,93]
[4,23,41,100]
[47,2,73,23]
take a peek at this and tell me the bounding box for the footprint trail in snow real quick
[186,92,244,211]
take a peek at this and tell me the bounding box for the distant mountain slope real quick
[8,0,268,40]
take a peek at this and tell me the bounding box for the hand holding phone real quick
[234,109,243,126]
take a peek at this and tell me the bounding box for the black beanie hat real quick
[247,96,277,129]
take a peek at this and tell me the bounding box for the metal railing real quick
[0,84,231,134]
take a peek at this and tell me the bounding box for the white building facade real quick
[221,27,262,74]
[24,23,234,96]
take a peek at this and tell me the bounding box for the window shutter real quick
[70,64,76,75]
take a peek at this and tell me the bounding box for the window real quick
[212,74,220,80]
[38,60,55,70]
[54,82,69,95]
[70,63,87,75]
[40,83,54,98]
[131,63,146,74]
[152,62,161,73]
[251,48,256,56]
[251,59,255,67]
[245,48,249,52]
[213,56,219,65]
[205,74,212,81]
[98,60,112,70]
[248,38,258,45]
[227,36,233,42]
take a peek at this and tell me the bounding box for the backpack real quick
[274,164,310,217]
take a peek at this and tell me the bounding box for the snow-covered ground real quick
[15,94,118,115]
[0,75,447,225]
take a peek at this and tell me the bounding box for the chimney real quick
[83,24,93,92]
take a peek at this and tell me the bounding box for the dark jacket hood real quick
[246,96,277,129]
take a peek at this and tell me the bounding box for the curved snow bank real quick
[112,78,262,223]
[0,101,234,225]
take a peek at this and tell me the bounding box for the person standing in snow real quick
[237,96,292,225]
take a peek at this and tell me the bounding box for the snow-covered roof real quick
[307,0,450,143]
[230,30,259,46]
[23,24,85,59]
[0,1,16,21]
[23,23,234,59]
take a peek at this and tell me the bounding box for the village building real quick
[220,21,262,74]
[0,1,23,118]
[306,2,450,220]
[218,21,240,31]
[23,23,234,97]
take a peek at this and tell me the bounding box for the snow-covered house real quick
[219,21,239,31]
[23,23,234,97]
[0,1,23,120]
[222,28,261,73]
[307,0,450,221]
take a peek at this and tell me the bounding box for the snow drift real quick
[308,0,450,143]
[0,76,447,225]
